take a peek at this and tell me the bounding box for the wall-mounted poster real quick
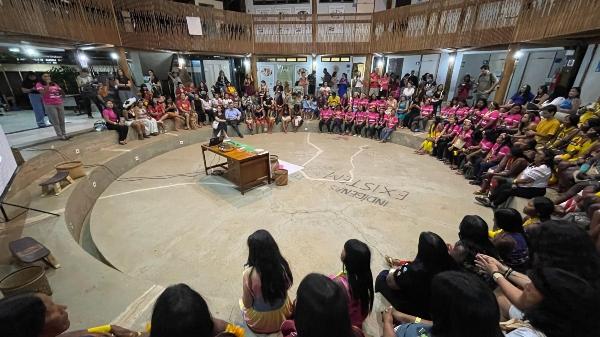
[295,65,309,84]
[277,64,294,89]
[258,64,275,95]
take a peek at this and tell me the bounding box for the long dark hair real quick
[526,267,600,337]
[342,239,374,315]
[246,229,293,304]
[430,271,503,337]
[150,284,214,337]
[295,273,353,337]
[0,293,46,337]
[413,231,457,274]
[528,220,600,287]
[493,208,524,233]
[458,215,499,258]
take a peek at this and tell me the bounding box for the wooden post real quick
[311,0,317,52]
[251,54,258,90]
[494,44,519,103]
[444,52,457,101]
[363,54,373,93]
[117,47,130,77]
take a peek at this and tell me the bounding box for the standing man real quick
[474,65,498,102]
[225,101,244,138]
[76,68,104,118]
[307,70,316,96]
[21,72,46,128]
[369,70,380,97]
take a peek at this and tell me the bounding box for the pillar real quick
[117,47,130,77]
[363,54,373,92]
[444,52,457,101]
[311,0,317,51]
[250,55,258,90]
[494,44,519,103]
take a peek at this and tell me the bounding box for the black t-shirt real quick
[21,78,39,94]
[117,76,130,90]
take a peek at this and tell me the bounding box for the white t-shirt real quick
[506,327,547,337]
[518,164,551,188]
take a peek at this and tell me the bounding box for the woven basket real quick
[270,155,279,178]
[0,265,52,296]
[274,169,288,186]
[55,161,86,179]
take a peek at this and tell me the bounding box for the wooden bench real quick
[39,171,74,196]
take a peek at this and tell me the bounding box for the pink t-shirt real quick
[333,110,344,120]
[386,116,399,128]
[102,108,119,123]
[421,105,434,118]
[320,109,333,119]
[35,82,63,105]
[479,110,500,128]
[480,139,494,152]
[367,112,379,125]
[459,129,474,147]
[454,107,470,119]
[502,113,522,128]
[355,111,367,123]
[345,111,355,120]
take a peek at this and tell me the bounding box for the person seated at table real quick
[241,230,293,334]
[102,100,129,145]
[281,274,365,337]
[377,232,457,319]
[133,99,160,136]
[150,284,238,337]
[0,293,138,337]
[225,102,244,138]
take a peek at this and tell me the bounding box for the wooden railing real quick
[0,0,599,56]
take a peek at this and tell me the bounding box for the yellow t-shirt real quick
[535,118,561,143]
[327,96,340,106]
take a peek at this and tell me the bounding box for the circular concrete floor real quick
[90,132,489,330]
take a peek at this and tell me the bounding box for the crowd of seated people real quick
[2,220,599,337]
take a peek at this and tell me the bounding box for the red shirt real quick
[320,109,333,120]
[502,113,522,128]
[479,110,500,128]
[386,116,399,128]
[369,72,380,88]
[355,111,367,123]
[367,112,379,125]
[345,111,355,121]
[333,110,344,120]
[177,99,191,112]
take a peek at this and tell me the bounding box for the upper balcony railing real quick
[0,0,599,55]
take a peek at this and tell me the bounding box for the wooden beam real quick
[494,44,519,104]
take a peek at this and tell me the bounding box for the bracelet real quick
[414,317,421,323]
[504,267,513,279]
[492,272,504,282]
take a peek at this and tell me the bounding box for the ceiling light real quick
[8,47,20,53]
[24,48,38,56]
[514,50,524,59]
[110,52,119,60]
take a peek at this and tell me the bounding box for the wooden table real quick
[201,143,271,194]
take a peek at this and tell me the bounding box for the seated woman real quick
[343,107,355,135]
[416,117,443,155]
[281,104,292,133]
[432,117,460,160]
[291,105,303,133]
[150,284,241,337]
[380,111,399,143]
[330,239,374,329]
[241,230,293,334]
[505,84,534,106]
[331,105,344,134]
[319,105,333,133]
[474,145,530,196]
[476,258,600,337]
[353,107,367,137]
[0,293,136,337]
[556,127,600,192]
[122,98,146,140]
[460,130,498,178]
[449,215,499,287]
[469,132,512,184]
[162,98,184,131]
[102,100,129,145]
[546,114,580,152]
[244,110,255,135]
[281,274,365,337]
[476,102,502,131]
[489,208,529,272]
[365,107,380,138]
[557,87,582,116]
[396,95,409,128]
[381,271,503,337]
[522,196,554,230]
[213,105,228,139]
[132,99,160,136]
[467,99,489,125]
[498,104,523,134]
[176,93,197,130]
[377,232,457,319]
[476,149,553,208]
[254,105,266,134]
[444,119,474,168]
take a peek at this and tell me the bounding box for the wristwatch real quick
[492,272,504,282]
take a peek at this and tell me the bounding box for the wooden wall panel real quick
[1,0,600,56]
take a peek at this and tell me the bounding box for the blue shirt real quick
[225,107,241,120]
